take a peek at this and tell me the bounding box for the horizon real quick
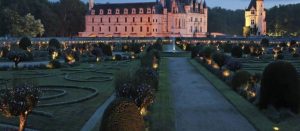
[49,0,300,10]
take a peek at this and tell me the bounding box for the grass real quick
[0,60,138,130]
[149,58,175,131]
[189,59,277,131]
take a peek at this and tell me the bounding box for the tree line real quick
[0,0,87,37]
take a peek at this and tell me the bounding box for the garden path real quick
[168,57,256,131]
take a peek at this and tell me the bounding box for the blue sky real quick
[50,0,300,10]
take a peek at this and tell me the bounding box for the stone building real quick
[79,0,208,37]
[243,0,267,36]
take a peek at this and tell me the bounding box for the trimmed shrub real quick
[231,70,251,91]
[212,52,227,69]
[19,37,31,50]
[115,54,122,61]
[134,67,159,90]
[276,54,284,60]
[201,46,215,59]
[231,46,243,58]
[260,38,269,47]
[191,46,202,58]
[98,43,112,56]
[49,39,61,49]
[243,45,251,55]
[259,61,300,113]
[100,98,145,131]
[225,59,242,72]
[7,49,28,69]
[222,43,232,53]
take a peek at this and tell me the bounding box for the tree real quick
[19,37,32,50]
[0,79,40,131]
[7,49,28,69]
[11,13,45,37]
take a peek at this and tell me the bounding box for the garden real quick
[186,38,300,130]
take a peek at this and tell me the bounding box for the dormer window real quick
[91,10,95,15]
[99,9,103,15]
[132,8,136,14]
[147,8,151,14]
[108,9,112,15]
[116,9,120,14]
[124,8,128,14]
[139,8,144,14]
[152,9,156,14]
[251,10,255,14]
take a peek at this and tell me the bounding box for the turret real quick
[89,0,94,10]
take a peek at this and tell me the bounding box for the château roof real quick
[92,2,163,15]
[247,0,256,11]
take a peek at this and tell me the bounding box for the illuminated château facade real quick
[79,0,208,37]
[244,0,267,36]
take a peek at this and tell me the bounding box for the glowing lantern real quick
[183,44,187,51]
[153,63,158,69]
[112,56,116,60]
[212,63,219,69]
[131,55,135,59]
[96,57,100,62]
[273,127,280,131]
[52,51,59,60]
[223,70,230,77]
[140,107,148,116]
[46,63,53,69]
[206,59,212,65]
[66,54,75,64]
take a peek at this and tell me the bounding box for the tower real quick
[89,0,94,11]
[244,0,266,36]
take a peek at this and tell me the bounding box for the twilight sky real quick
[51,0,300,10]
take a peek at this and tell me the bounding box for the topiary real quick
[225,59,242,72]
[100,98,145,131]
[259,61,300,113]
[48,39,61,49]
[115,54,122,61]
[201,46,215,59]
[212,52,227,70]
[134,67,159,90]
[19,37,32,50]
[191,46,202,58]
[243,45,251,55]
[231,70,251,91]
[231,46,243,58]
[260,38,269,47]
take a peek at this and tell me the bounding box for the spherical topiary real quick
[19,37,32,50]
[259,61,300,113]
[201,46,215,59]
[100,98,145,131]
[225,59,242,72]
[212,52,227,69]
[49,39,61,49]
[231,70,251,91]
[231,46,243,58]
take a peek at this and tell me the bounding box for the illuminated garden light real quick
[0,51,3,58]
[273,127,280,131]
[96,57,100,62]
[212,63,219,69]
[66,54,75,64]
[222,70,230,77]
[52,51,59,60]
[112,56,116,60]
[140,107,148,116]
[153,63,158,69]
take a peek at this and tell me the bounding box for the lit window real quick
[99,9,103,15]
[139,8,144,14]
[147,8,151,14]
[132,8,136,14]
[124,8,128,14]
[116,9,120,14]
[108,9,112,14]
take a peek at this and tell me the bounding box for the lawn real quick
[149,58,175,131]
[0,60,138,130]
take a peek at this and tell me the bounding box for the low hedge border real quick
[189,59,276,131]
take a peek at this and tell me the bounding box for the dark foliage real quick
[260,38,269,47]
[231,46,243,58]
[48,39,61,49]
[231,70,251,91]
[259,61,300,113]
[225,59,242,72]
[212,52,227,69]
[115,54,122,61]
[100,98,145,131]
[19,37,31,50]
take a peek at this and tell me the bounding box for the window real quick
[116,9,120,14]
[200,27,202,32]
[147,27,149,32]
[117,17,119,23]
[108,9,112,14]
[101,18,103,23]
[147,8,151,14]
[156,19,158,22]
[148,17,150,22]
[125,26,127,32]
[251,10,255,14]
[115,26,118,32]
[125,17,127,23]
[99,9,103,15]
[99,27,101,32]
[109,17,111,22]
[124,8,128,14]
[140,26,143,32]
[132,27,134,32]
[191,17,193,22]
[92,26,94,32]
[140,17,143,22]
[139,8,144,14]
[132,8,136,14]
[195,18,198,22]
[156,29,157,32]
[133,17,135,22]
[92,18,94,23]
[251,19,255,25]
[190,26,193,32]
[109,26,111,32]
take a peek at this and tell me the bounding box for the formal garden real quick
[1,37,300,131]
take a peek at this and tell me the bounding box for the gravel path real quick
[169,58,256,131]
